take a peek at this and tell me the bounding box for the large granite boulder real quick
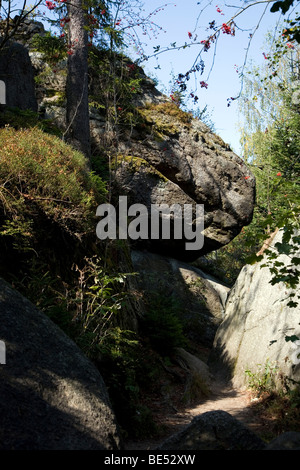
[113,101,255,261]
[0,278,122,450]
[210,229,300,389]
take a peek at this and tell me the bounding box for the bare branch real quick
[0,0,44,50]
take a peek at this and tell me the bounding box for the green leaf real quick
[270,2,281,13]
[245,253,264,265]
[275,241,292,255]
[271,0,295,14]
[285,335,300,343]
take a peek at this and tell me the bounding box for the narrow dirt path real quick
[124,376,264,450]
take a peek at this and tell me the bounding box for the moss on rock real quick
[113,155,169,182]
[137,101,192,138]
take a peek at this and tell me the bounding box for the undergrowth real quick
[245,362,300,440]
[140,292,187,356]
[0,107,62,135]
[0,126,107,255]
[0,121,193,440]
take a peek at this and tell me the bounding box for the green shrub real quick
[245,365,300,438]
[0,125,109,342]
[69,256,132,355]
[245,360,280,396]
[0,107,62,135]
[141,293,187,355]
[97,326,159,439]
[0,126,107,246]
[31,31,67,65]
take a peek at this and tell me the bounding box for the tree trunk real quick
[65,0,91,162]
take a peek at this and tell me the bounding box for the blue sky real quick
[126,0,287,155]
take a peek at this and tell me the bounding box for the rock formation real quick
[265,432,300,450]
[131,249,230,346]
[0,278,122,450]
[9,19,256,262]
[157,410,265,450]
[113,101,255,261]
[4,20,298,451]
[0,41,37,111]
[210,229,300,389]
[156,411,300,450]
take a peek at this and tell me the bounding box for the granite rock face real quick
[0,278,122,450]
[114,102,255,261]
[210,229,300,389]
[131,249,229,347]
[0,41,37,111]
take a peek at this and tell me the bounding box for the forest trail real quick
[124,375,265,450]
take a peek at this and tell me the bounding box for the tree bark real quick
[65,0,91,162]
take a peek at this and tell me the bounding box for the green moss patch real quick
[137,101,192,138]
[0,126,107,250]
[113,155,169,182]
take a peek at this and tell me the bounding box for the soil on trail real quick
[124,375,266,451]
